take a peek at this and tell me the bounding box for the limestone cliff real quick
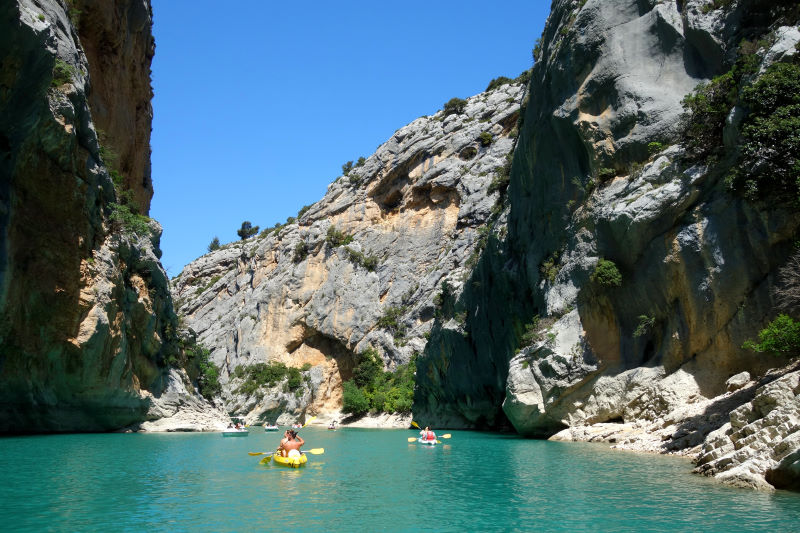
[0,0,219,432]
[172,83,524,424]
[413,0,800,490]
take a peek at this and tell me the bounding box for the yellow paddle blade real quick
[248,452,267,456]
[259,456,272,465]
[407,437,418,442]
[302,416,317,428]
[410,421,420,429]
[441,434,451,439]
[306,448,324,454]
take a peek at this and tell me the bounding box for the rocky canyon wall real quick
[172,83,524,424]
[0,0,215,432]
[413,0,799,490]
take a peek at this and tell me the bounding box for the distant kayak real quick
[264,425,280,432]
[417,438,437,446]
[222,428,249,437]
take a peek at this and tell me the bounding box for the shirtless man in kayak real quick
[279,429,305,457]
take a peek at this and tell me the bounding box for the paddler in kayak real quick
[278,429,305,457]
[419,426,436,442]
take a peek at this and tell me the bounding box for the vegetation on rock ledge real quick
[590,259,622,288]
[342,348,416,415]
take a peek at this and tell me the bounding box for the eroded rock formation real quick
[172,83,524,424]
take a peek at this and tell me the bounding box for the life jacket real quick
[426,431,435,441]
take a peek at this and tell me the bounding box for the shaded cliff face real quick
[414,0,798,458]
[0,0,185,432]
[72,0,155,214]
[172,84,523,422]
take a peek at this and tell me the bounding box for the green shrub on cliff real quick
[293,241,309,263]
[207,236,220,252]
[235,361,306,395]
[443,97,467,116]
[681,71,737,159]
[633,315,656,337]
[186,344,221,400]
[681,43,800,202]
[735,62,800,200]
[109,203,151,236]
[433,280,456,319]
[346,247,379,271]
[743,314,800,356]
[591,259,622,287]
[342,381,369,415]
[378,305,408,341]
[326,226,353,247]
[51,59,76,87]
[489,153,513,195]
[540,253,560,283]
[486,76,513,92]
[352,347,382,388]
[520,316,542,346]
[597,167,616,183]
[342,348,416,415]
[647,142,665,156]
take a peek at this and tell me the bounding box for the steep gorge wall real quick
[0,0,212,432]
[413,0,799,489]
[72,0,155,214]
[173,84,524,423]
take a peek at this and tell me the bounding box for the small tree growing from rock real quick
[443,97,467,116]
[743,314,800,356]
[237,221,259,240]
[207,236,220,252]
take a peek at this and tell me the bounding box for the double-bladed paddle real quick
[407,434,451,443]
[249,448,325,456]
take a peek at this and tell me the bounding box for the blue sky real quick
[149,1,551,276]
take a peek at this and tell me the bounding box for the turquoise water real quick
[1,429,799,532]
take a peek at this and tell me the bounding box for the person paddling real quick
[278,429,305,457]
[420,426,436,442]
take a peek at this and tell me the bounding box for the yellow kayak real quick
[272,452,307,468]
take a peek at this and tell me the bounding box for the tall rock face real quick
[414,0,799,489]
[172,84,524,422]
[0,0,205,432]
[72,0,155,214]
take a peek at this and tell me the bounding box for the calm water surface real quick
[1,429,799,532]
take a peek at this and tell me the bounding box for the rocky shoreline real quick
[550,361,800,491]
